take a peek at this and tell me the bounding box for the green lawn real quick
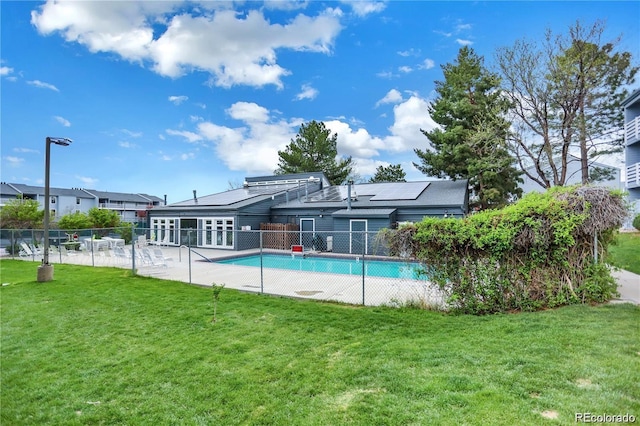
[1,260,638,425]
[607,232,640,275]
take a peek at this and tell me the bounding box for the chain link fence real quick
[1,227,446,308]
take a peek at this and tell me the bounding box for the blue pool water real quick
[215,254,424,279]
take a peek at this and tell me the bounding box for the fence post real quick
[90,229,95,267]
[362,232,366,306]
[31,229,36,261]
[188,228,192,284]
[57,230,62,263]
[260,230,264,294]
[131,223,136,275]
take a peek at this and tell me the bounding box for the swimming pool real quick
[214,254,425,279]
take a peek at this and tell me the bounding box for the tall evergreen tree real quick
[275,120,353,185]
[369,164,406,183]
[414,47,522,209]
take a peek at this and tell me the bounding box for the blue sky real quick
[1,1,638,203]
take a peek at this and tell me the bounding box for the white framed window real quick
[200,217,234,249]
[151,218,177,245]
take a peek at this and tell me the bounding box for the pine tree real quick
[414,47,522,209]
[369,164,406,183]
[275,120,353,185]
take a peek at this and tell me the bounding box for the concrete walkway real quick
[611,269,640,305]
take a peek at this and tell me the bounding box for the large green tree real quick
[57,208,121,233]
[414,46,522,209]
[57,212,93,230]
[369,164,406,183]
[0,196,43,229]
[275,120,353,185]
[496,20,637,188]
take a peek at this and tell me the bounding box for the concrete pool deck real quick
[5,245,639,307]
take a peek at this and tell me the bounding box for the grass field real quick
[607,232,640,275]
[1,260,638,425]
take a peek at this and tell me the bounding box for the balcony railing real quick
[99,202,150,210]
[626,116,640,145]
[627,163,640,189]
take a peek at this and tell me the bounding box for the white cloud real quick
[375,89,403,107]
[54,115,71,127]
[168,95,188,105]
[226,102,270,123]
[118,141,137,148]
[152,95,438,177]
[13,147,39,154]
[384,96,438,152]
[197,102,297,173]
[324,120,386,158]
[75,175,98,186]
[434,30,452,37]
[4,156,24,166]
[295,83,318,101]
[158,134,166,140]
[376,70,394,79]
[397,48,420,57]
[398,66,412,74]
[31,2,342,88]
[180,152,195,160]
[27,79,59,91]
[166,129,203,143]
[456,38,473,46]
[421,58,435,70]
[0,66,13,76]
[346,1,386,17]
[190,115,203,123]
[121,129,142,138]
[195,103,207,109]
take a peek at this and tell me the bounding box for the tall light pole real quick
[37,136,72,282]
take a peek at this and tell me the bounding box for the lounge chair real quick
[19,242,41,259]
[141,248,168,268]
[152,248,173,264]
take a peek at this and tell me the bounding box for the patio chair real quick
[60,245,78,258]
[113,246,130,265]
[19,242,33,258]
[137,235,148,248]
[141,248,168,268]
[97,248,113,266]
[29,243,43,256]
[152,248,173,265]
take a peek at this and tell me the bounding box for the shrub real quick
[633,214,640,231]
[382,186,626,314]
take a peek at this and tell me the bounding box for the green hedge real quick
[381,186,627,314]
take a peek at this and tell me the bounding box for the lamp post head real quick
[46,137,73,146]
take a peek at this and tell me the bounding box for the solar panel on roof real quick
[305,186,347,202]
[176,183,299,206]
[370,182,429,201]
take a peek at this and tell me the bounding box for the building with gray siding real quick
[623,88,640,226]
[0,182,164,224]
[148,173,469,254]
